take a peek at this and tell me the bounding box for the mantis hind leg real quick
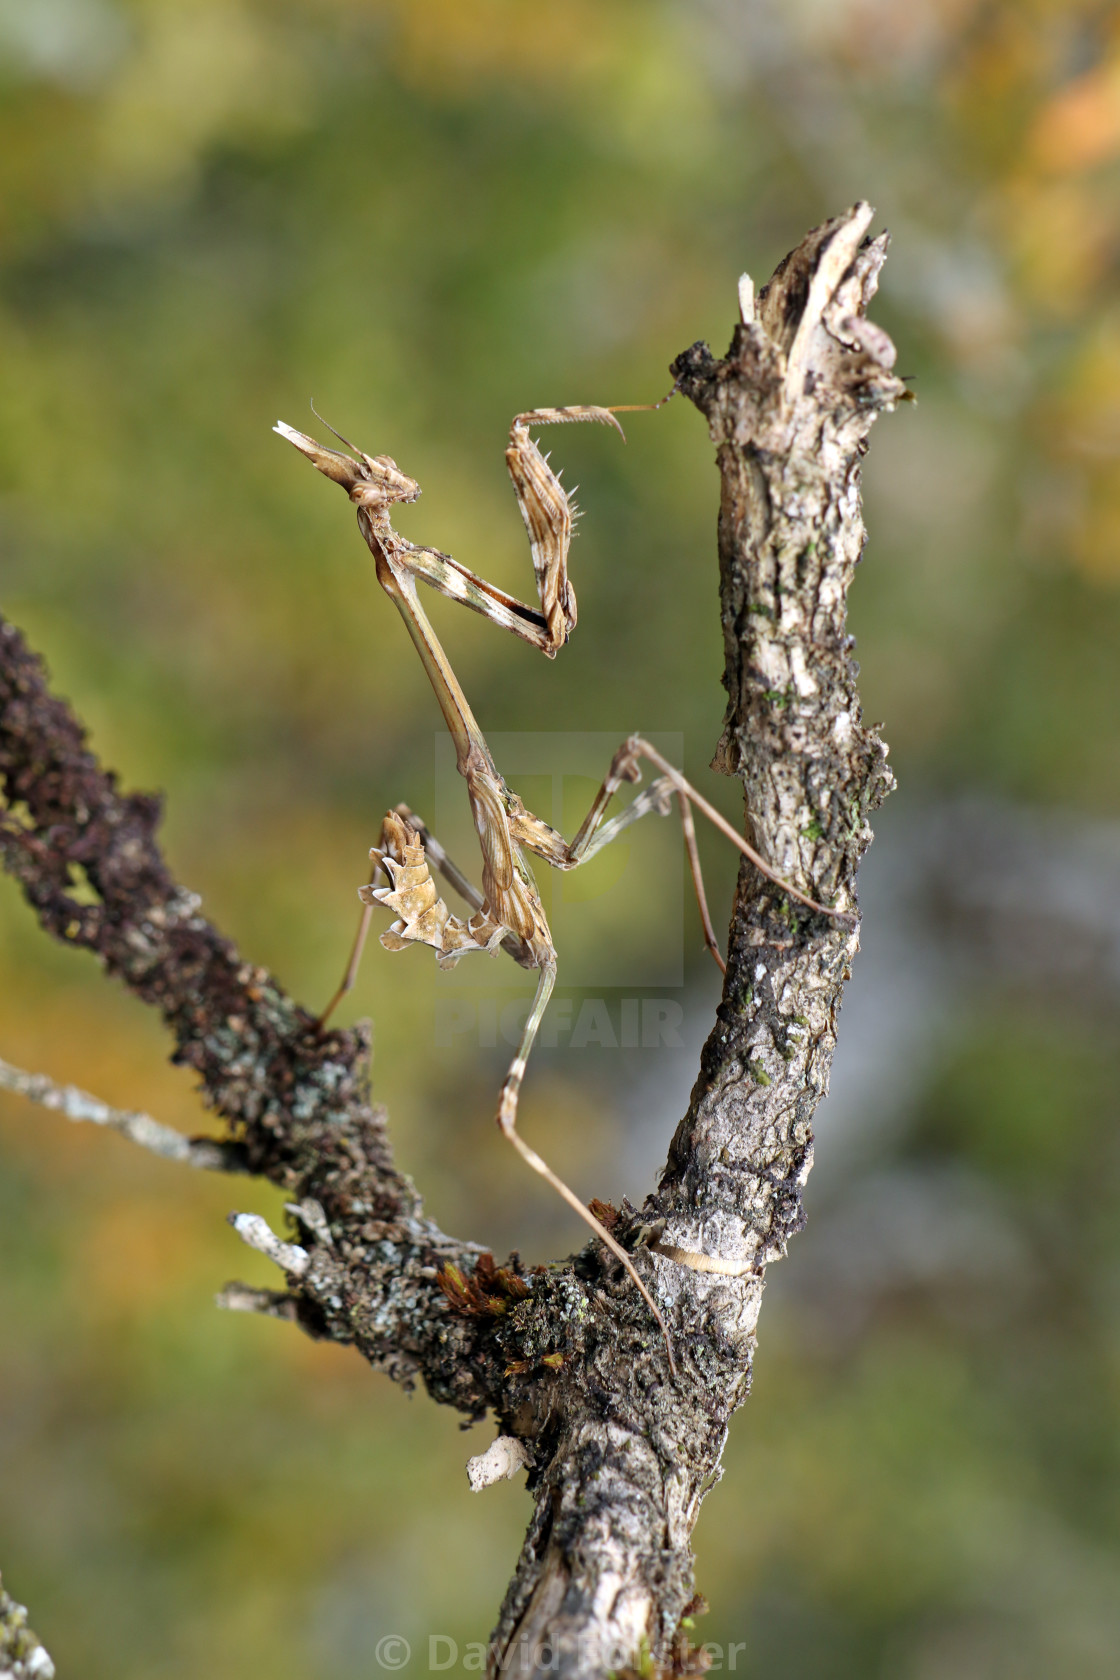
[495,956,677,1374]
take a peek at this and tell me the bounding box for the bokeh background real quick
[2,2,1119,1675]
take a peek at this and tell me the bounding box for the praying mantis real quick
[275,396,847,1367]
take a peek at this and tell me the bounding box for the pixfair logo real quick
[434,994,685,1051]
[433,731,684,988]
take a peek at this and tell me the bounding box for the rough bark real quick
[0,206,904,1677]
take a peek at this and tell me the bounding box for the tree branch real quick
[0,603,502,1412]
[0,206,904,1677]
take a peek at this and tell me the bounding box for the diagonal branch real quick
[0,206,905,1678]
[0,606,509,1409]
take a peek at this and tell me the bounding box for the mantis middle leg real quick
[508,734,853,976]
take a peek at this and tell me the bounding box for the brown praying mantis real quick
[275,396,848,1368]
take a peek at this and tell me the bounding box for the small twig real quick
[467,1435,532,1491]
[227,1211,310,1276]
[215,1282,300,1320]
[0,1055,244,1172]
[285,1197,334,1247]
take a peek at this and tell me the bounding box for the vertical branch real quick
[656,203,903,1272]
[489,205,905,1678]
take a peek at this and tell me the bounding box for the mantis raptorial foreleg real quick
[388,805,535,969]
[317,804,535,1027]
[340,405,621,658]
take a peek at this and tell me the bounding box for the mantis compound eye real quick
[360,453,421,502]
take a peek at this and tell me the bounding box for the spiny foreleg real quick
[501,394,671,653]
[365,809,506,970]
[387,805,535,970]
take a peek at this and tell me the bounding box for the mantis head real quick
[274,418,421,509]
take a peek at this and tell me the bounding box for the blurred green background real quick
[2,1,1119,1675]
